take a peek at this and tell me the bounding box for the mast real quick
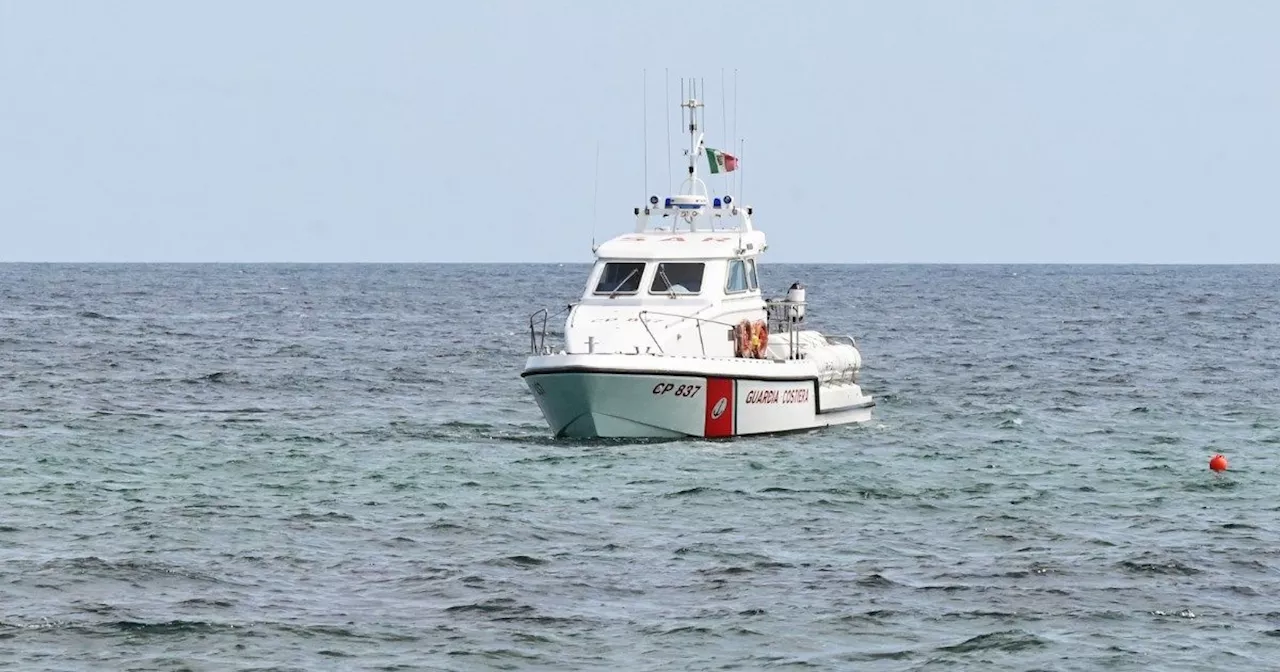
[681,86,703,190]
[633,76,752,234]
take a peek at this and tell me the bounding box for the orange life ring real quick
[752,320,769,358]
[734,320,751,357]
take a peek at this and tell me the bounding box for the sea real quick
[2,263,1278,671]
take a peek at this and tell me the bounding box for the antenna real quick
[591,141,600,251]
[665,68,672,193]
[720,69,728,194]
[643,69,648,202]
[680,78,685,145]
[740,138,746,206]
[733,69,739,198]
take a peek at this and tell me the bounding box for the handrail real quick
[528,304,575,355]
[765,297,807,360]
[765,298,806,329]
[638,309,741,329]
[637,309,744,357]
[529,308,549,354]
[825,334,857,348]
[636,311,664,354]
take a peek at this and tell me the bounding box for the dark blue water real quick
[2,263,1278,670]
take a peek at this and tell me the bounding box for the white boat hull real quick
[522,354,874,439]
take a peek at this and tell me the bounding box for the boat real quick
[521,87,875,439]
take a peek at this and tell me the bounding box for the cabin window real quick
[649,262,705,295]
[726,259,750,294]
[747,259,759,290]
[593,262,645,295]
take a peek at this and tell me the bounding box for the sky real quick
[1,1,1277,263]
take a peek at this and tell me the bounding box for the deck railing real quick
[528,308,549,354]
[765,298,806,359]
[527,305,573,355]
[528,302,857,363]
[637,310,741,357]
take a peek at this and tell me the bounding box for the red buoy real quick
[1209,454,1228,472]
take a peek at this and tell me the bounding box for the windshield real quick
[593,262,645,295]
[649,262,705,295]
[726,259,750,293]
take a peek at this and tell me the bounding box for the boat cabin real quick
[562,196,769,357]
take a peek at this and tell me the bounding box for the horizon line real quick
[3,260,1280,266]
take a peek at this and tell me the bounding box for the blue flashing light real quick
[664,197,673,209]
[713,198,722,208]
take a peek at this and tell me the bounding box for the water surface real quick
[2,263,1277,670]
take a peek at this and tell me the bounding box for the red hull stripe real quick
[704,377,734,437]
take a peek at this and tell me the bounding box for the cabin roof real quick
[595,229,767,261]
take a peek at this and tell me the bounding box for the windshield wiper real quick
[607,269,639,298]
[658,268,677,299]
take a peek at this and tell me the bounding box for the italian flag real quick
[706,147,739,174]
